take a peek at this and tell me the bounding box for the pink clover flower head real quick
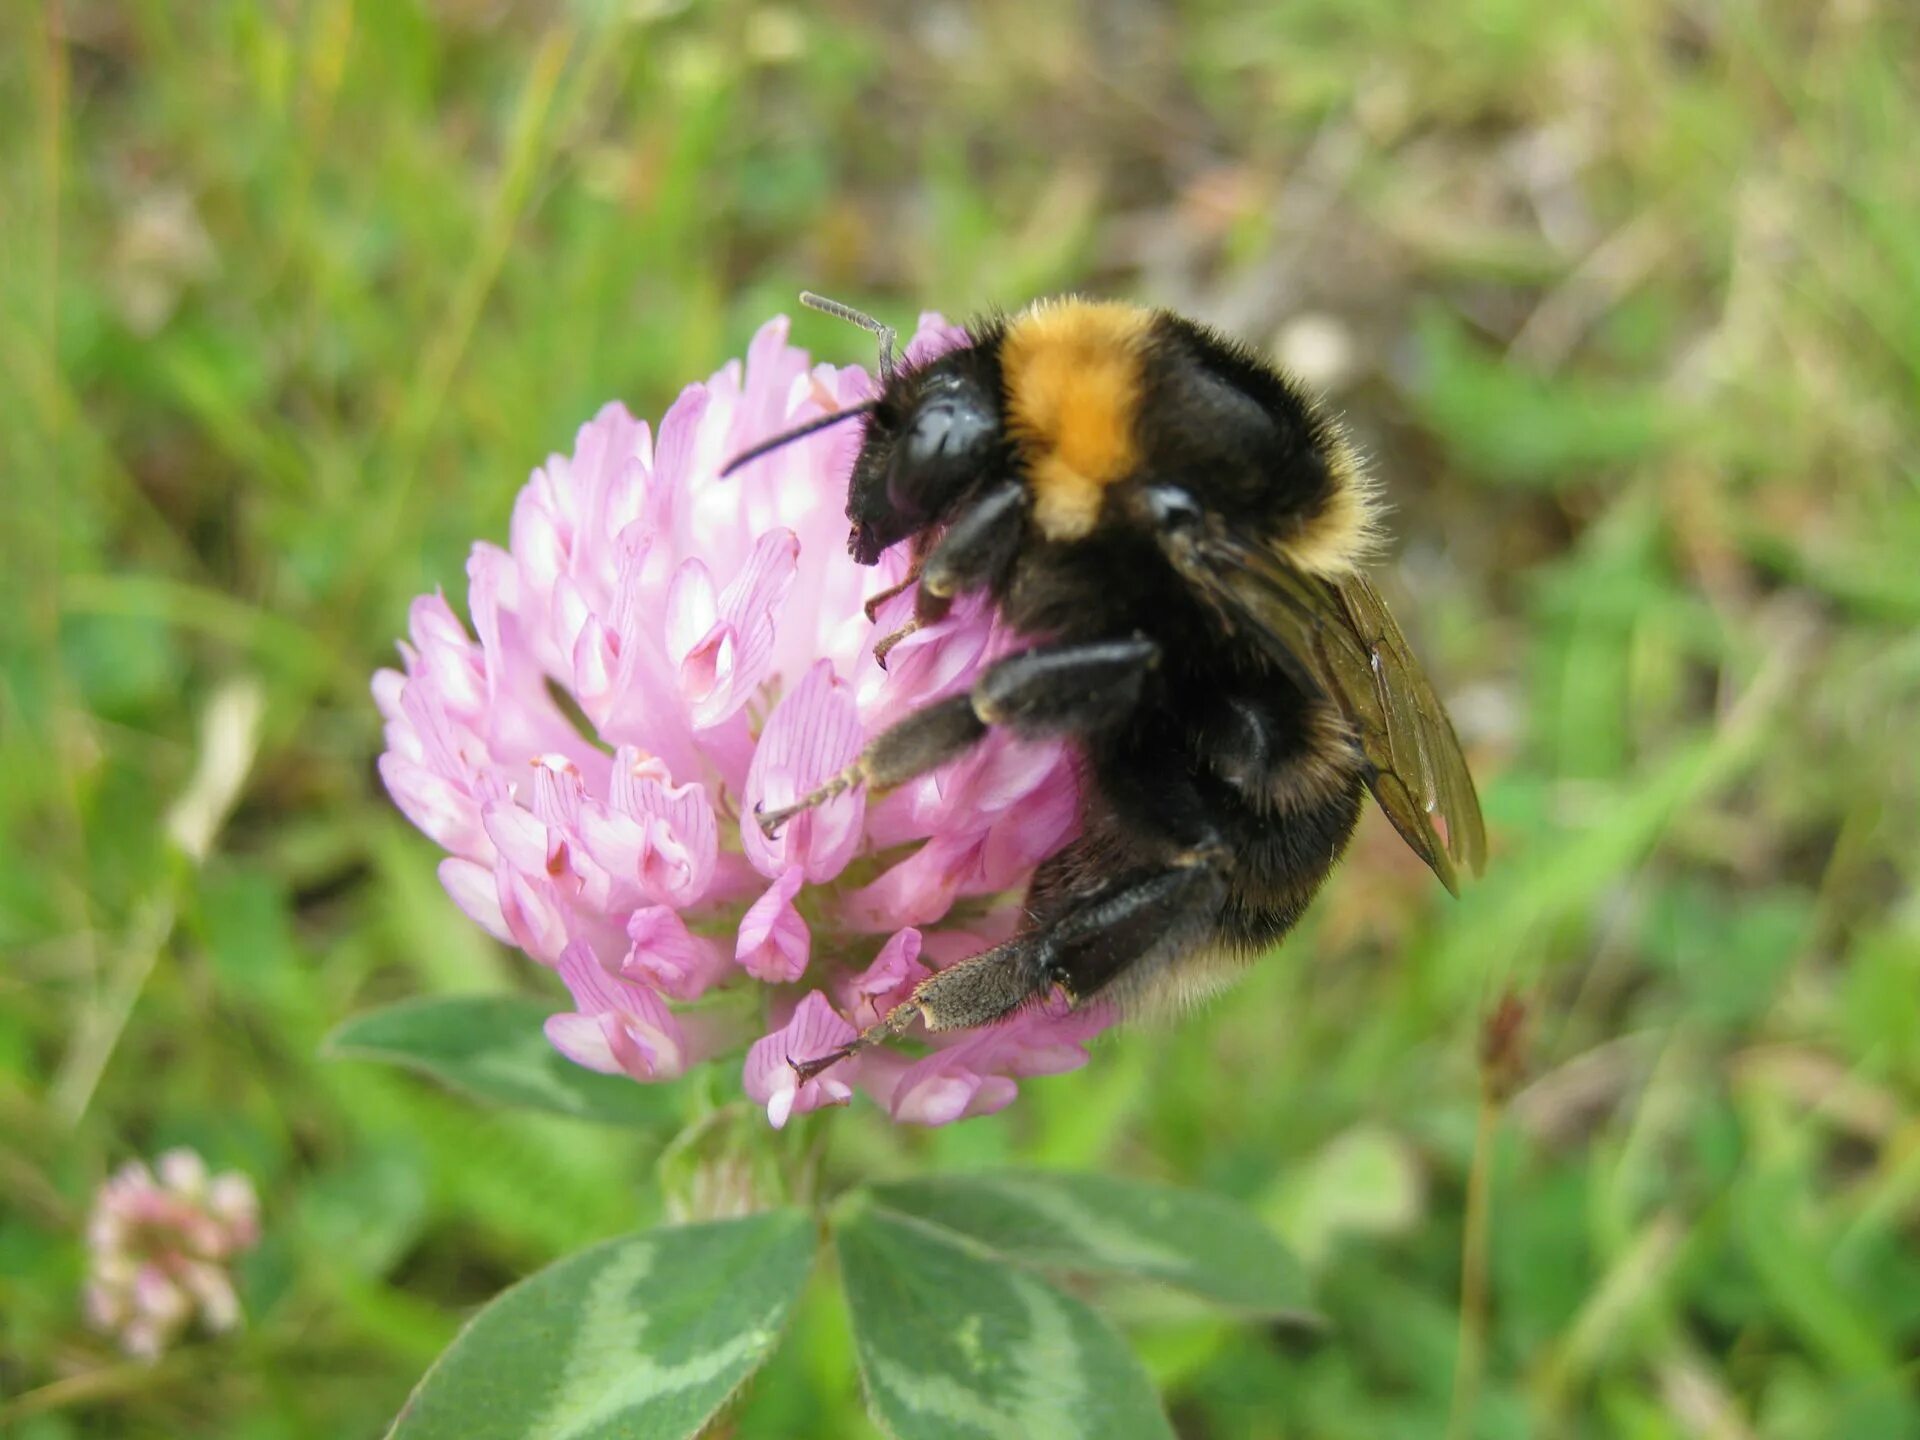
[374,312,1109,1126]
[84,1148,261,1361]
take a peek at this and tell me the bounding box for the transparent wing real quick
[1160,521,1488,893]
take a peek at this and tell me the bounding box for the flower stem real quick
[1445,1089,1498,1440]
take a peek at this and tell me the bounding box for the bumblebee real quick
[725,293,1486,1079]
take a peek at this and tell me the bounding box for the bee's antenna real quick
[801,290,897,383]
[719,401,877,478]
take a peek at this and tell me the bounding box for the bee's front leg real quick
[871,481,1028,667]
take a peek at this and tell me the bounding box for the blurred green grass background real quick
[4,1,1917,1435]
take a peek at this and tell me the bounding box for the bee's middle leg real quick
[756,635,1160,836]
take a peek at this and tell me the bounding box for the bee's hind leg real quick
[789,937,1033,1082]
[793,843,1230,1083]
[995,844,1232,1015]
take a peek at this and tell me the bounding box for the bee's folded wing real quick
[1160,523,1488,893]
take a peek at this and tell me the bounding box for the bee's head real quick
[720,295,1009,566]
[846,359,1005,565]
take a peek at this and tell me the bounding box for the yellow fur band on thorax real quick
[1000,299,1151,541]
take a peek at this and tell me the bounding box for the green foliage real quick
[326,996,683,1128]
[835,1198,1175,1440]
[1411,310,1677,488]
[6,0,1919,1435]
[379,1168,1300,1438]
[866,1172,1309,1316]
[391,1212,816,1440]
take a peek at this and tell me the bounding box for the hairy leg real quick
[869,482,1029,666]
[756,635,1160,836]
[792,842,1229,1081]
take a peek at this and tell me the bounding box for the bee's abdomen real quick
[1077,663,1367,956]
[1218,783,1365,951]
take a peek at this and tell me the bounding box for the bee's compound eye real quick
[888,386,997,518]
[902,398,993,467]
[1142,484,1204,533]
